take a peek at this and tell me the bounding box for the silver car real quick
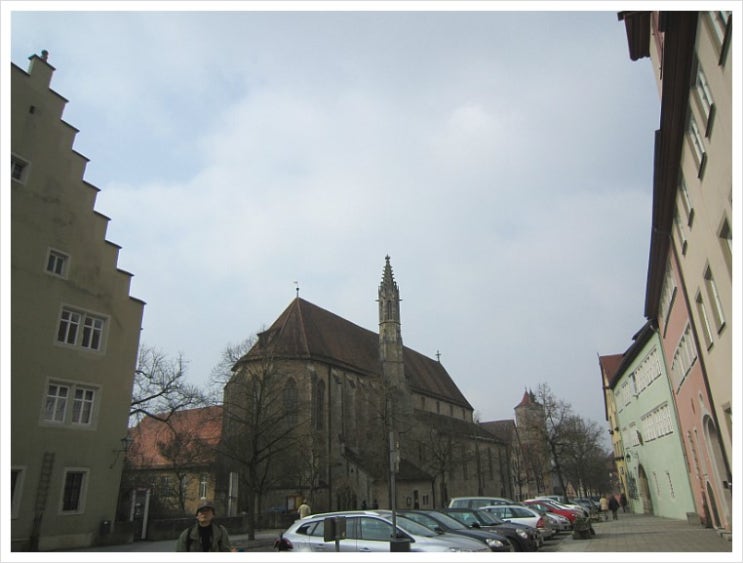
[275,510,491,552]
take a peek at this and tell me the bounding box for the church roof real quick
[480,419,517,445]
[239,297,472,409]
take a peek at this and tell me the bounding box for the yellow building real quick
[10,52,145,550]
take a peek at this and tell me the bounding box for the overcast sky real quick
[5,2,664,445]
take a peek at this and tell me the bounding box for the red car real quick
[523,500,580,524]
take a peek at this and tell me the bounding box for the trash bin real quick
[99,520,112,536]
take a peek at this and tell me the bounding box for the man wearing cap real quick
[176,500,237,552]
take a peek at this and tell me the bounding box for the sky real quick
[4,1,669,448]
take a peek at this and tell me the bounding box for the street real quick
[64,512,732,554]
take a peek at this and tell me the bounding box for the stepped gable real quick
[241,297,472,409]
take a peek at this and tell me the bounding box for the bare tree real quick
[129,345,208,425]
[216,334,310,539]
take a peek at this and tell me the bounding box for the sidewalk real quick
[551,511,732,552]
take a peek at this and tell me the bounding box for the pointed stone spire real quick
[378,256,404,370]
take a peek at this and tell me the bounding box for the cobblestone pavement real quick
[541,511,732,553]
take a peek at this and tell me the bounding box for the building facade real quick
[598,354,627,497]
[219,257,511,520]
[618,10,733,531]
[10,53,145,550]
[608,323,696,521]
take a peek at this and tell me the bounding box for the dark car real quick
[440,508,540,551]
[398,510,513,552]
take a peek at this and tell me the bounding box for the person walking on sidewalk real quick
[599,495,609,521]
[608,494,620,520]
[620,492,628,513]
[298,498,312,519]
[175,500,237,552]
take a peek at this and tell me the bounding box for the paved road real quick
[65,512,733,554]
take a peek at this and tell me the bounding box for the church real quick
[219,257,513,517]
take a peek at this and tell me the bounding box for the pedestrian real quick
[175,500,236,552]
[361,500,368,510]
[599,495,609,521]
[298,498,311,519]
[620,492,628,513]
[608,494,620,520]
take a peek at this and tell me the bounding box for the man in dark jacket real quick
[608,495,620,520]
[175,500,236,552]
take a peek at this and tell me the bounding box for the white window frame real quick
[199,474,209,499]
[46,248,70,278]
[43,383,70,423]
[11,154,30,184]
[11,467,26,519]
[56,306,108,352]
[59,468,89,515]
[694,63,715,132]
[673,208,688,255]
[695,291,714,349]
[678,176,694,226]
[688,114,707,177]
[704,266,726,333]
[41,379,99,428]
[707,11,732,63]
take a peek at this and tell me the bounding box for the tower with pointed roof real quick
[378,256,405,390]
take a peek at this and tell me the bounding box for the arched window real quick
[284,379,298,427]
[312,378,325,431]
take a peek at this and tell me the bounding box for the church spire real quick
[378,255,403,366]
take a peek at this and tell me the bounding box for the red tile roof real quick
[239,298,472,409]
[126,406,222,470]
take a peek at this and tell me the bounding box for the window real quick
[60,469,88,513]
[71,388,95,425]
[312,378,324,431]
[678,176,694,226]
[11,467,25,519]
[688,114,707,177]
[11,155,29,183]
[357,517,392,541]
[199,474,209,499]
[284,379,298,427]
[719,218,732,275]
[693,63,715,134]
[46,249,69,277]
[695,292,714,349]
[56,307,106,351]
[43,383,69,423]
[671,325,697,390]
[706,11,732,64]
[704,267,726,332]
[659,261,676,332]
[42,381,98,427]
[673,209,688,254]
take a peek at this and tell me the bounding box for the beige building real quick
[10,52,145,550]
[619,11,733,530]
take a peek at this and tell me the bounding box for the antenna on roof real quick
[293,281,299,298]
[435,350,441,362]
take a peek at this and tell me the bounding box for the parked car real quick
[541,509,573,532]
[534,496,589,517]
[524,499,579,524]
[570,497,599,516]
[398,510,513,552]
[274,510,491,552]
[448,496,514,509]
[441,508,540,551]
[480,504,556,542]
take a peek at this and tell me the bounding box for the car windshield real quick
[474,510,502,525]
[394,515,439,537]
[429,512,468,530]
